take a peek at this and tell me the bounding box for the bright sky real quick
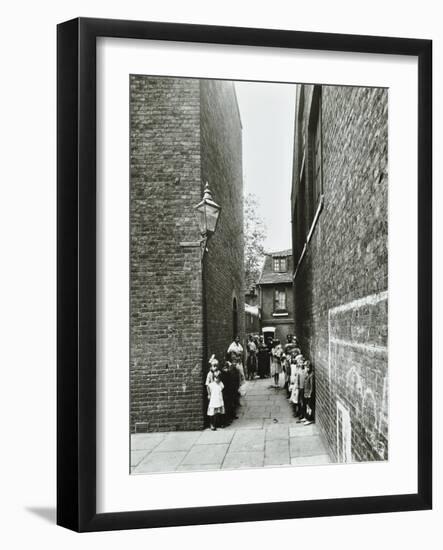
[235,81,296,253]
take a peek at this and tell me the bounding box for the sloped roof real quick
[258,250,294,285]
[269,248,292,257]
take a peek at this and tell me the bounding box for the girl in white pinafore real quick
[207,374,225,430]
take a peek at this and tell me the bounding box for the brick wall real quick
[260,284,295,342]
[130,76,244,432]
[200,80,245,365]
[130,76,205,432]
[292,85,388,461]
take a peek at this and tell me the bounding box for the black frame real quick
[57,17,432,532]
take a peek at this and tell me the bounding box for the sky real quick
[234,81,297,253]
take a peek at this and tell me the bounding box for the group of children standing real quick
[286,351,315,425]
[205,353,242,430]
[269,334,315,425]
[205,334,316,430]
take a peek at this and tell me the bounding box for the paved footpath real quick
[131,378,332,474]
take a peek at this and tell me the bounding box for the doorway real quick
[232,297,238,338]
[336,400,352,463]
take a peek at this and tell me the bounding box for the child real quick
[287,353,298,398]
[271,340,284,388]
[295,359,308,423]
[205,356,220,397]
[303,362,315,425]
[289,354,305,417]
[207,373,225,430]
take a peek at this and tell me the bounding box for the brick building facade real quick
[130,76,244,433]
[258,250,295,343]
[291,85,388,462]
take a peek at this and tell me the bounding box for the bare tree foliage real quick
[244,192,266,291]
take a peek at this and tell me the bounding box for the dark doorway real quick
[232,297,238,338]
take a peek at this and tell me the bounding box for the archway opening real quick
[232,297,238,339]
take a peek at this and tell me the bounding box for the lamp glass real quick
[195,207,206,235]
[195,201,220,236]
[205,203,220,234]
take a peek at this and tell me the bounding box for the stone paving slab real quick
[131,378,332,474]
[289,435,328,458]
[263,418,295,427]
[291,454,332,466]
[242,410,271,419]
[176,463,221,472]
[265,439,290,466]
[155,431,201,452]
[289,424,319,437]
[227,418,264,430]
[197,429,235,445]
[245,397,272,404]
[131,433,165,451]
[182,443,229,465]
[270,414,296,420]
[268,403,285,410]
[225,424,263,431]
[133,451,187,473]
[230,429,265,452]
[265,425,290,440]
[222,451,264,469]
[243,406,273,413]
[131,450,149,467]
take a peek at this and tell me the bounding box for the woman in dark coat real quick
[221,361,240,423]
[257,337,269,378]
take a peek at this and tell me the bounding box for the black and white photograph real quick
[129,76,388,474]
[0,0,437,543]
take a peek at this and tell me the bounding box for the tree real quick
[244,192,267,291]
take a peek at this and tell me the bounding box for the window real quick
[273,257,287,272]
[274,288,287,311]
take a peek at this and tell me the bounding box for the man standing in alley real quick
[246,335,258,380]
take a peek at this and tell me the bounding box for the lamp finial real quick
[203,182,213,201]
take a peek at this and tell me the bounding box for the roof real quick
[258,250,294,285]
[268,248,292,257]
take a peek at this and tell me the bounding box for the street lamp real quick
[194,182,221,258]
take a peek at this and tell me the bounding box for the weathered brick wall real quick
[130,76,205,432]
[200,80,245,365]
[130,77,245,432]
[292,85,388,462]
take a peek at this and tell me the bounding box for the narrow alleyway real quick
[131,378,332,473]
